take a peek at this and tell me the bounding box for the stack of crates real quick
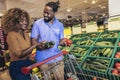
[69,30,120,80]
[108,35,120,80]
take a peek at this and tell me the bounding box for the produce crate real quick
[108,30,120,33]
[70,32,101,41]
[117,32,120,39]
[99,31,119,38]
[70,34,83,41]
[94,38,118,47]
[59,44,74,52]
[108,59,120,80]
[97,29,105,32]
[88,46,115,58]
[81,56,111,79]
[70,45,90,57]
[116,37,120,47]
[112,47,120,58]
[73,38,96,47]
[80,32,101,39]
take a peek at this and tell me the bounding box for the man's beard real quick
[44,17,52,22]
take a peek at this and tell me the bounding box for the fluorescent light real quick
[0,13,3,16]
[84,0,88,3]
[99,5,101,7]
[92,0,96,4]
[67,8,72,12]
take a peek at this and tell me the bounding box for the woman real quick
[1,8,41,80]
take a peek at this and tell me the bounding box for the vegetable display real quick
[82,58,110,73]
[90,48,113,57]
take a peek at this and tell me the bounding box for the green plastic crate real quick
[117,32,120,39]
[80,32,101,39]
[88,46,115,58]
[59,44,74,52]
[116,37,120,47]
[108,30,120,33]
[94,38,118,47]
[70,32,101,41]
[70,45,90,57]
[73,38,96,47]
[108,59,120,80]
[70,34,83,41]
[80,56,111,79]
[99,31,119,38]
[112,47,120,58]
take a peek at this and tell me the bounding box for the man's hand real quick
[59,38,67,46]
[59,38,72,46]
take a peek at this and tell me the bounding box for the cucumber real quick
[103,48,111,56]
[89,65,106,72]
[95,41,114,46]
[107,49,113,58]
[92,62,107,68]
[44,41,55,49]
[101,48,107,53]
[73,53,81,57]
[82,62,87,68]
[85,64,90,70]
[92,49,98,54]
[94,59,109,66]
[76,58,82,61]
[81,51,86,56]
[94,49,101,56]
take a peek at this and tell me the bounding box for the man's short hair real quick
[45,1,60,12]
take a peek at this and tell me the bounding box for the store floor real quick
[0,69,11,80]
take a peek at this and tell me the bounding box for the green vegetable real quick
[44,41,55,49]
[103,48,111,56]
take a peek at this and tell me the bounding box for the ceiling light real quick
[76,19,79,21]
[103,14,106,16]
[96,15,98,17]
[98,5,101,7]
[92,0,96,4]
[0,13,3,16]
[67,8,72,12]
[85,23,87,26]
[84,0,88,3]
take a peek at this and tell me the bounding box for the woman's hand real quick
[36,41,46,50]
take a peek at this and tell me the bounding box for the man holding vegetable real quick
[30,1,70,80]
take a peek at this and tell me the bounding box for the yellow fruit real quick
[32,48,36,54]
[5,62,10,67]
[32,67,39,73]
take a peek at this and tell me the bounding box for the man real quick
[31,1,66,80]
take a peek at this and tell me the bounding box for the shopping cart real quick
[21,50,109,80]
[21,50,79,80]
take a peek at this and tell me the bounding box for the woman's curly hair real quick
[1,8,30,33]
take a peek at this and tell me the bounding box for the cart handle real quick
[21,50,68,74]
